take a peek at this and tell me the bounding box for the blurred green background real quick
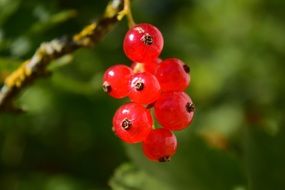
[0,0,285,189]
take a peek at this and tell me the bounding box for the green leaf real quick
[243,125,285,190]
[29,9,77,34]
[109,163,172,190]
[126,133,246,190]
[50,72,98,96]
[0,57,21,79]
[0,0,21,24]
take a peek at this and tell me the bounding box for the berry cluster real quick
[102,23,195,162]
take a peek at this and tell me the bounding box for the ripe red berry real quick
[143,128,177,162]
[155,58,190,92]
[131,58,162,74]
[102,64,133,98]
[112,103,153,143]
[128,72,161,105]
[123,23,164,63]
[154,92,195,130]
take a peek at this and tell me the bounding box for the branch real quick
[0,0,127,113]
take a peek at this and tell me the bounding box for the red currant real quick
[131,58,162,74]
[112,103,153,143]
[128,72,161,105]
[123,23,164,63]
[154,92,194,130]
[102,64,133,98]
[155,58,190,92]
[143,128,177,162]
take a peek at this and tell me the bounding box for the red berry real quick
[123,23,164,63]
[131,58,162,74]
[128,72,161,105]
[155,58,190,92]
[154,92,194,130]
[143,128,177,162]
[112,103,153,143]
[102,64,133,98]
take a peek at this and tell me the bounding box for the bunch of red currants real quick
[102,23,195,162]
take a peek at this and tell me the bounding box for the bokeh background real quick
[0,0,285,189]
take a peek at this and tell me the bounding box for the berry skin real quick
[113,103,153,143]
[123,23,164,63]
[143,128,177,162]
[155,58,190,92]
[128,72,161,105]
[131,58,162,74]
[154,92,194,131]
[102,65,133,98]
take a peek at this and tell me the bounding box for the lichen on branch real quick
[0,0,128,113]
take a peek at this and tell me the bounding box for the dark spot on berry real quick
[183,64,190,73]
[142,34,153,45]
[102,82,112,93]
[158,156,171,162]
[135,82,144,91]
[146,102,155,109]
[122,119,132,130]
[186,102,195,113]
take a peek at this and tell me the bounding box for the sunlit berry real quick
[102,64,133,98]
[123,23,164,63]
[143,128,177,162]
[113,103,153,143]
[128,72,161,104]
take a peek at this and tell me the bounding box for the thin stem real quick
[124,0,136,28]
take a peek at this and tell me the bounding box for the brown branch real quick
[0,0,127,113]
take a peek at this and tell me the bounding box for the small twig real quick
[117,0,136,28]
[0,0,126,113]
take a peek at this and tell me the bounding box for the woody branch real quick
[0,0,131,113]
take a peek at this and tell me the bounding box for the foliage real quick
[0,0,285,189]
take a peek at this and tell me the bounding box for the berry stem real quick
[124,0,136,28]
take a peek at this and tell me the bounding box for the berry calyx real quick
[186,102,195,112]
[134,81,144,91]
[113,103,153,143]
[154,91,194,130]
[102,65,133,98]
[143,34,153,45]
[155,58,190,92]
[122,119,132,130]
[128,72,161,104]
[183,64,190,73]
[143,128,177,162]
[123,23,164,63]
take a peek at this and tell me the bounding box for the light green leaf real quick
[126,133,246,190]
[0,57,21,76]
[29,9,77,34]
[0,0,21,24]
[243,125,285,190]
[109,163,172,190]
